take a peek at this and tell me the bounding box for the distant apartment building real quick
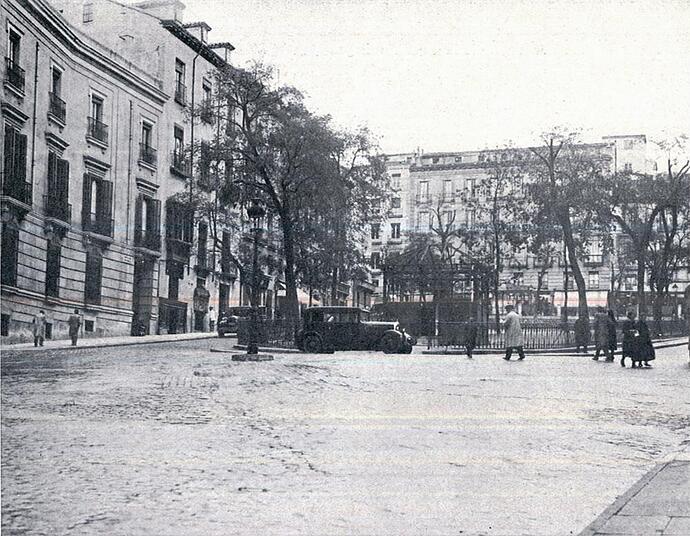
[369,135,687,316]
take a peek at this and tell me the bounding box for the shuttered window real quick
[45,242,61,297]
[84,251,103,304]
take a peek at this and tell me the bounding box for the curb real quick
[577,461,668,536]
[232,344,302,354]
[2,333,218,353]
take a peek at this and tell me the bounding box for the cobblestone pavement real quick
[2,341,689,536]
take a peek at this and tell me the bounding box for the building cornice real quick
[21,0,169,105]
[160,19,228,69]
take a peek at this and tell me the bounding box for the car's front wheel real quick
[303,334,323,353]
[381,334,401,354]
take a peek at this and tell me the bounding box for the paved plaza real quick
[2,339,689,535]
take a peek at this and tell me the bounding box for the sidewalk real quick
[579,447,690,536]
[1,331,219,353]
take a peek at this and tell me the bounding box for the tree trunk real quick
[637,247,647,316]
[330,265,339,305]
[493,229,501,330]
[560,213,589,322]
[280,217,300,321]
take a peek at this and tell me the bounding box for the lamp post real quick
[232,198,273,362]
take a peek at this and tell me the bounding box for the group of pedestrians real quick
[576,307,655,368]
[31,309,82,347]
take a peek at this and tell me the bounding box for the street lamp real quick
[232,198,273,362]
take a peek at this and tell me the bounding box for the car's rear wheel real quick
[402,344,413,354]
[303,334,323,353]
[218,332,225,338]
[381,334,401,354]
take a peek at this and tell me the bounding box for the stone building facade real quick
[1,0,169,342]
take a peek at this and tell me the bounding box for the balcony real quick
[584,254,604,266]
[44,194,71,224]
[82,211,113,238]
[87,117,109,145]
[1,177,32,207]
[4,57,25,94]
[174,82,186,106]
[415,194,431,204]
[439,193,455,203]
[170,150,190,177]
[134,228,161,252]
[48,92,66,124]
[139,143,157,168]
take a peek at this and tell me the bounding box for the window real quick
[84,320,94,332]
[165,201,193,244]
[391,197,401,209]
[512,272,524,287]
[174,59,186,105]
[563,272,575,290]
[370,252,381,269]
[3,124,29,204]
[1,314,9,337]
[1,224,19,286]
[372,279,379,287]
[432,157,439,164]
[139,122,156,166]
[391,173,401,189]
[45,242,61,297]
[84,251,103,304]
[418,181,429,203]
[623,162,633,173]
[200,81,213,123]
[46,151,70,222]
[442,210,454,229]
[391,223,401,239]
[454,156,462,163]
[88,95,108,144]
[82,174,113,236]
[588,271,600,290]
[48,67,66,122]
[442,180,453,200]
[6,28,24,92]
[134,195,161,251]
[83,2,94,23]
[171,126,186,174]
[624,275,636,291]
[417,211,429,231]
[586,240,603,264]
[370,223,380,240]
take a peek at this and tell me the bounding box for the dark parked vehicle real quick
[295,306,416,353]
[217,306,265,337]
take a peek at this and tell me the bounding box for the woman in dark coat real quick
[606,310,617,361]
[621,311,637,367]
[634,314,655,368]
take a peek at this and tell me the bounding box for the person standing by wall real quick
[503,305,525,361]
[68,309,81,346]
[575,315,590,354]
[32,310,47,347]
[208,306,216,333]
[464,315,478,359]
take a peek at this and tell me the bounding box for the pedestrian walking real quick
[208,306,216,332]
[32,310,47,347]
[502,305,525,361]
[464,316,478,359]
[592,307,611,361]
[634,314,655,368]
[574,315,590,354]
[68,309,81,346]
[606,309,617,359]
[621,310,637,368]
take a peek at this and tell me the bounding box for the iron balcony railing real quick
[48,92,66,123]
[174,82,186,105]
[415,193,431,204]
[4,57,25,92]
[1,176,32,206]
[134,228,161,251]
[170,150,190,176]
[87,117,109,145]
[82,211,113,237]
[44,194,71,224]
[139,143,157,167]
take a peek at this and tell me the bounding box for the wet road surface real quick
[2,340,689,535]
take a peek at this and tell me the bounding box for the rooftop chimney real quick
[133,0,185,22]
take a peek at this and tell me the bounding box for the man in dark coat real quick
[574,316,590,354]
[68,309,81,346]
[464,316,478,359]
[592,307,611,361]
[606,309,617,360]
[621,311,637,367]
[635,314,655,368]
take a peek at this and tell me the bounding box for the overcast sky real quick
[184,0,690,155]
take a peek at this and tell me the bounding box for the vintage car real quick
[295,306,416,354]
